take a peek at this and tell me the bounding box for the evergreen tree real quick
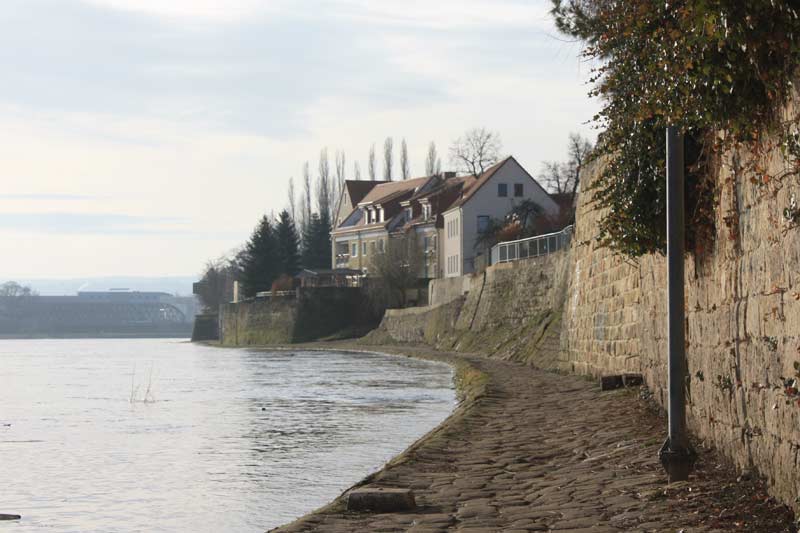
[275,210,300,276]
[301,213,331,270]
[240,215,280,297]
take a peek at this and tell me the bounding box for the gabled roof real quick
[444,157,510,211]
[344,180,386,207]
[358,176,431,205]
[409,174,473,202]
[443,156,555,213]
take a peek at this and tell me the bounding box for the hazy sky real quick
[1,0,598,279]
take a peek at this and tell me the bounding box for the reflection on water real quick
[0,339,455,532]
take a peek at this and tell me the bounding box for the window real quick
[514,183,523,197]
[423,204,431,219]
[351,243,358,257]
[477,215,490,233]
[362,242,367,256]
[378,239,385,253]
[498,183,508,197]
[370,241,376,254]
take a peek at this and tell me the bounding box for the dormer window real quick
[378,207,385,222]
[422,204,431,220]
[406,207,413,220]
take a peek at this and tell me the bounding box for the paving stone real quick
[269,346,793,533]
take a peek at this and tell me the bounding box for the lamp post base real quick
[659,438,696,482]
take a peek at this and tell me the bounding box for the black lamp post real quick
[658,126,696,482]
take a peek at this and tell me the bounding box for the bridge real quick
[0,291,194,338]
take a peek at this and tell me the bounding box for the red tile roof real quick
[344,180,386,206]
[358,176,431,205]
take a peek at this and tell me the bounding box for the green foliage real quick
[275,210,300,276]
[301,212,331,270]
[240,216,280,297]
[552,0,800,256]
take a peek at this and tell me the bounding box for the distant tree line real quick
[0,281,36,298]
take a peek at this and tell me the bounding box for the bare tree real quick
[383,137,394,181]
[302,161,312,231]
[366,235,424,309]
[425,141,439,176]
[195,256,240,313]
[368,144,376,181]
[332,150,346,222]
[538,133,593,200]
[353,161,362,181]
[449,127,502,176]
[287,177,297,223]
[400,138,410,180]
[317,148,331,222]
[565,133,593,198]
[538,161,570,194]
[0,281,35,298]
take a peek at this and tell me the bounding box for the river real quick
[0,339,455,532]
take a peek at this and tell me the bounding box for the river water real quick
[0,339,455,532]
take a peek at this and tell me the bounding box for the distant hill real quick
[11,276,197,296]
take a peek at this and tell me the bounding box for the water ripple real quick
[0,339,455,532]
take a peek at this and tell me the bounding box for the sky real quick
[0,0,599,281]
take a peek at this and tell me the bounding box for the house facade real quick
[331,156,559,280]
[442,156,559,277]
[330,177,430,272]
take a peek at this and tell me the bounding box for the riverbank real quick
[266,340,795,532]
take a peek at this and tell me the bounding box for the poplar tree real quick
[400,138,410,180]
[368,144,376,181]
[425,141,439,176]
[383,137,394,181]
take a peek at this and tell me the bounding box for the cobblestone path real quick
[271,347,794,533]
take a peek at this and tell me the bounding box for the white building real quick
[442,156,559,277]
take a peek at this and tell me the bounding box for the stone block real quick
[346,487,417,513]
[600,375,624,391]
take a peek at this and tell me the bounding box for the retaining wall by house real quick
[376,252,569,369]
[220,287,378,346]
[561,153,800,508]
[191,313,219,342]
[376,142,800,510]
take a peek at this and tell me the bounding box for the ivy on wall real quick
[551,1,800,257]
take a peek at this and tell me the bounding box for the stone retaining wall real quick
[220,287,378,345]
[377,252,569,369]
[563,150,800,510]
[377,143,800,510]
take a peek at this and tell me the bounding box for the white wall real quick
[459,158,558,274]
[442,209,463,278]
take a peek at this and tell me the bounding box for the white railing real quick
[490,225,573,265]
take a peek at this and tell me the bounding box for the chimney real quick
[443,171,457,179]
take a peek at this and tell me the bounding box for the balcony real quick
[335,253,351,268]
